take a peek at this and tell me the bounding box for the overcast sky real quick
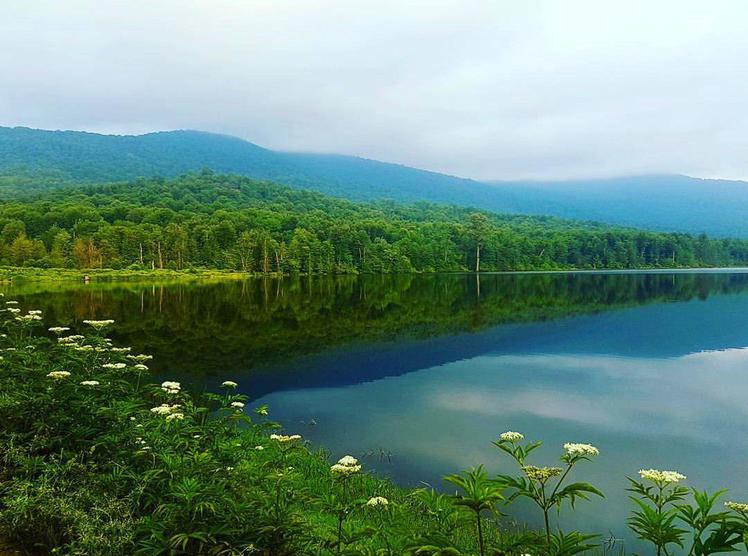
[1,1,747,180]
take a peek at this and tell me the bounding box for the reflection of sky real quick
[259,345,748,552]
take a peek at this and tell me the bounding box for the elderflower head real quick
[49,327,70,335]
[165,412,184,421]
[331,455,362,476]
[47,371,71,380]
[499,431,524,443]
[161,381,181,394]
[254,445,264,450]
[230,401,245,409]
[638,469,687,484]
[523,465,563,483]
[563,443,600,458]
[16,314,42,322]
[366,496,389,507]
[103,363,126,370]
[221,380,238,388]
[111,347,131,353]
[128,354,153,363]
[83,319,114,330]
[28,310,42,315]
[80,380,100,386]
[133,364,148,371]
[59,335,84,344]
[725,501,748,514]
[74,345,94,352]
[6,308,20,314]
[270,433,302,443]
[150,403,181,416]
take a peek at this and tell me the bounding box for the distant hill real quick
[2,126,748,237]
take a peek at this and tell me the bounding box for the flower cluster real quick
[230,401,245,409]
[499,431,524,443]
[150,403,181,416]
[523,465,563,483]
[80,380,100,386]
[47,370,71,380]
[725,501,748,513]
[221,380,238,388]
[331,455,362,476]
[128,354,153,363]
[83,319,114,330]
[48,326,71,335]
[16,312,42,322]
[161,381,181,394]
[638,469,687,484]
[103,363,126,370]
[563,443,600,457]
[270,433,302,443]
[166,412,184,422]
[366,496,389,507]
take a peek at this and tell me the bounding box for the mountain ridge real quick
[1,125,747,237]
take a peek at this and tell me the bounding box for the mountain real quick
[2,126,748,237]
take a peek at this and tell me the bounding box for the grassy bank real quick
[0,266,251,284]
[1,302,748,555]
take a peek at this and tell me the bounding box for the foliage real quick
[0,172,747,273]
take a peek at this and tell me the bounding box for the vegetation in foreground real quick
[1,301,748,555]
[2,172,748,274]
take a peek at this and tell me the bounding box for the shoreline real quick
[2,265,748,284]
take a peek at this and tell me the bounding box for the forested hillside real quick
[1,171,747,272]
[4,126,748,237]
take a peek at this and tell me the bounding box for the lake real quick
[6,271,748,552]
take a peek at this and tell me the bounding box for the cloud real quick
[1,0,747,180]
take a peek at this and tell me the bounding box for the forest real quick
[2,170,748,273]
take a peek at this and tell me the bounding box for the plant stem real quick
[476,512,485,556]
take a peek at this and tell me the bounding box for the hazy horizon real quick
[2,1,748,181]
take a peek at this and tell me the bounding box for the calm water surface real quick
[7,271,748,551]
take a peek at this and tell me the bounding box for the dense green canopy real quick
[2,171,747,272]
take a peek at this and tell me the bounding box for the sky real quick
[1,0,747,181]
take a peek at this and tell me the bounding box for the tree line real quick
[2,170,748,272]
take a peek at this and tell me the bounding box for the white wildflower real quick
[331,455,362,476]
[165,412,184,422]
[639,469,687,484]
[103,363,126,370]
[49,327,70,335]
[161,381,181,394]
[5,300,18,305]
[564,443,600,457]
[366,496,389,507]
[221,380,238,388]
[27,310,42,315]
[150,403,181,416]
[74,345,94,352]
[7,308,20,313]
[128,354,153,362]
[133,364,148,371]
[111,347,131,353]
[80,380,100,386]
[254,445,264,450]
[499,431,524,443]
[230,401,245,409]
[47,371,71,380]
[83,319,115,330]
[270,433,302,443]
[725,501,748,513]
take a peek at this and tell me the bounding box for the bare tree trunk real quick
[475,244,481,272]
[139,242,144,265]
